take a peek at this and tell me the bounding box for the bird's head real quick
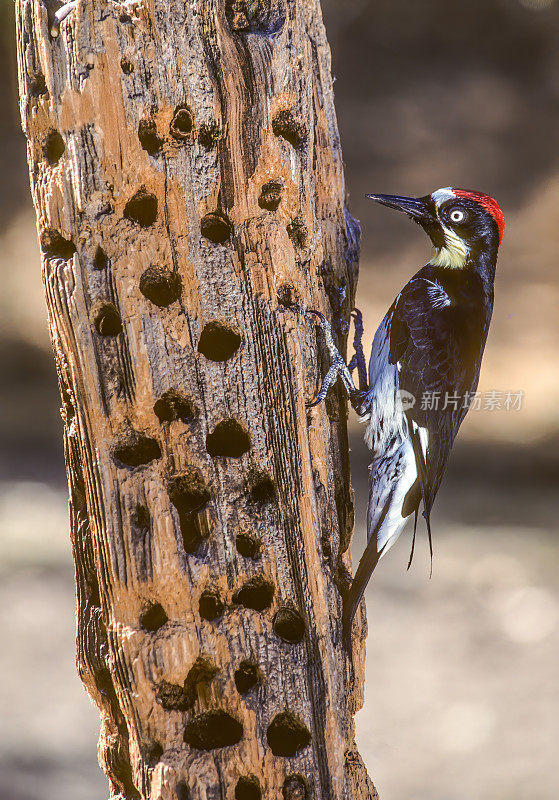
[366,187,505,269]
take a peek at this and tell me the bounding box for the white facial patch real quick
[430,187,456,207]
[429,186,470,268]
[429,226,469,268]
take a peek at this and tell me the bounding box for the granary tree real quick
[15,1,377,798]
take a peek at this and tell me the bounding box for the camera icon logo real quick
[396,389,416,410]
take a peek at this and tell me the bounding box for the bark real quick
[15,1,376,798]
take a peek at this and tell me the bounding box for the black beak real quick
[365,193,434,225]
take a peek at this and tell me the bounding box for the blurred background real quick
[0,1,558,798]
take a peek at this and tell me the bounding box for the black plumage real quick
[309,187,505,654]
[390,264,493,520]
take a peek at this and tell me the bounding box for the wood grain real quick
[15,1,376,797]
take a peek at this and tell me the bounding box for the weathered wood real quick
[15,1,376,798]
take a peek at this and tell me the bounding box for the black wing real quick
[390,273,488,516]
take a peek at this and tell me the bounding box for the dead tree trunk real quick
[15,1,376,798]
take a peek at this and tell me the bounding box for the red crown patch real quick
[453,189,505,244]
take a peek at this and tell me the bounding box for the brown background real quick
[1,1,558,798]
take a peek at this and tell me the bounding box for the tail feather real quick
[342,540,381,653]
[409,423,434,577]
[342,494,391,654]
[406,507,419,571]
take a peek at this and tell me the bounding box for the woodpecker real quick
[307,187,505,653]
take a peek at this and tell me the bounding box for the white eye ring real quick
[450,209,465,223]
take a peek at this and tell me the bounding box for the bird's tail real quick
[409,423,434,576]
[342,540,381,654]
[342,495,391,654]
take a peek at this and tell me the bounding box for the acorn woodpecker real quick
[307,187,505,653]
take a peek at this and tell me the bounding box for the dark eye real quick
[449,207,466,224]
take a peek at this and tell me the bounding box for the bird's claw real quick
[351,307,364,332]
[306,309,359,408]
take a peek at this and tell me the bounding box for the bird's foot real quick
[348,308,369,392]
[306,310,363,410]
[50,1,77,37]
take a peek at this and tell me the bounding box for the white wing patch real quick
[423,278,451,309]
[412,420,429,458]
[368,439,417,554]
[362,308,407,454]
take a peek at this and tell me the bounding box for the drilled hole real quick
[176,781,190,800]
[168,469,211,514]
[283,775,308,800]
[132,504,150,532]
[235,775,261,800]
[273,607,305,643]
[200,212,232,243]
[235,532,262,560]
[226,0,286,34]
[29,72,47,96]
[277,283,299,308]
[199,588,225,621]
[233,575,274,612]
[184,710,243,751]
[287,217,309,248]
[93,245,108,270]
[198,321,241,361]
[138,118,163,155]
[120,56,134,74]
[146,741,163,765]
[178,511,209,555]
[124,188,158,227]
[139,266,182,307]
[258,179,283,211]
[206,419,251,458]
[272,110,307,148]
[40,229,76,259]
[234,660,261,695]
[186,655,219,688]
[266,711,311,757]
[43,129,65,164]
[170,106,193,140]
[92,302,123,337]
[111,430,161,468]
[155,680,192,711]
[248,471,276,504]
[154,389,197,424]
[198,121,220,148]
[155,657,217,711]
[140,602,168,632]
[168,469,211,555]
